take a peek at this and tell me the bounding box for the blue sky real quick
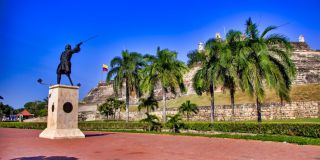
[1,0,319,108]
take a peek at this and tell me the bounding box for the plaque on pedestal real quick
[39,84,85,139]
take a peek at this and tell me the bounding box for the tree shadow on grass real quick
[11,156,78,160]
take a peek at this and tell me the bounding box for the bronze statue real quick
[57,42,83,85]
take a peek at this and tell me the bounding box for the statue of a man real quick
[57,42,83,85]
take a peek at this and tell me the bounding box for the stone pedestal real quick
[39,85,85,139]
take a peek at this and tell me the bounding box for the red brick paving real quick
[0,128,319,160]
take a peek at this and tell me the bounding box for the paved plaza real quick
[0,128,319,160]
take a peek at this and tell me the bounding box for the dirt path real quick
[0,128,319,160]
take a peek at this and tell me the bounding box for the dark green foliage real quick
[178,100,199,121]
[23,98,48,117]
[141,47,188,122]
[107,50,144,122]
[183,122,320,138]
[165,114,184,133]
[138,95,158,113]
[79,121,145,130]
[187,38,224,123]
[0,102,16,116]
[1,121,319,138]
[98,97,125,120]
[140,113,162,131]
[239,18,296,122]
[0,122,47,129]
[98,103,114,120]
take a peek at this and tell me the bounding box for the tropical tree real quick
[239,18,296,122]
[140,113,162,131]
[178,100,199,121]
[97,102,114,120]
[216,30,247,118]
[23,99,47,117]
[187,38,224,123]
[138,94,158,113]
[0,102,15,116]
[141,47,188,122]
[165,113,184,133]
[113,99,125,120]
[98,97,125,120]
[107,50,144,122]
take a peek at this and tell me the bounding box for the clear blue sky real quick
[1,0,319,109]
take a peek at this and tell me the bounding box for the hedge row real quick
[79,122,145,130]
[1,121,319,138]
[0,122,145,130]
[0,122,47,129]
[183,122,320,138]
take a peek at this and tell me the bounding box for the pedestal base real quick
[39,128,85,139]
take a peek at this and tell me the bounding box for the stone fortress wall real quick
[80,101,320,121]
[79,35,320,121]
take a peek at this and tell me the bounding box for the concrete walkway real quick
[0,128,319,160]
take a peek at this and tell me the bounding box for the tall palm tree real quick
[188,38,224,123]
[138,94,158,113]
[107,50,144,122]
[239,18,296,122]
[216,30,247,119]
[178,100,199,121]
[141,47,188,122]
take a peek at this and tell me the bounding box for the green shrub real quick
[182,122,320,138]
[1,121,319,138]
[79,121,145,130]
[0,122,46,129]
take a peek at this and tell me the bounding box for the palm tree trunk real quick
[230,87,235,121]
[125,79,130,122]
[147,107,149,114]
[162,91,167,122]
[187,112,189,121]
[210,81,215,123]
[118,109,121,120]
[256,97,262,122]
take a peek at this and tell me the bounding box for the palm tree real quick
[138,94,158,113]
[216,30,247,119]
[166,113,184,133]
[187,38,224,123]
[239,18,296,122]
[178,100,199,121]
[107,50,144,122]
[140,113,162,131]
[141,47,188,122]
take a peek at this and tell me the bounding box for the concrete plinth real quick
[39,84,85,139]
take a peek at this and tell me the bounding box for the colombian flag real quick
[102,64,108,72]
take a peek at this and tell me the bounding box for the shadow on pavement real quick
[85,132,113,137]
[11,156,78,160]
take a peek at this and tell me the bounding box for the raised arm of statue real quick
[72,42,82,54]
